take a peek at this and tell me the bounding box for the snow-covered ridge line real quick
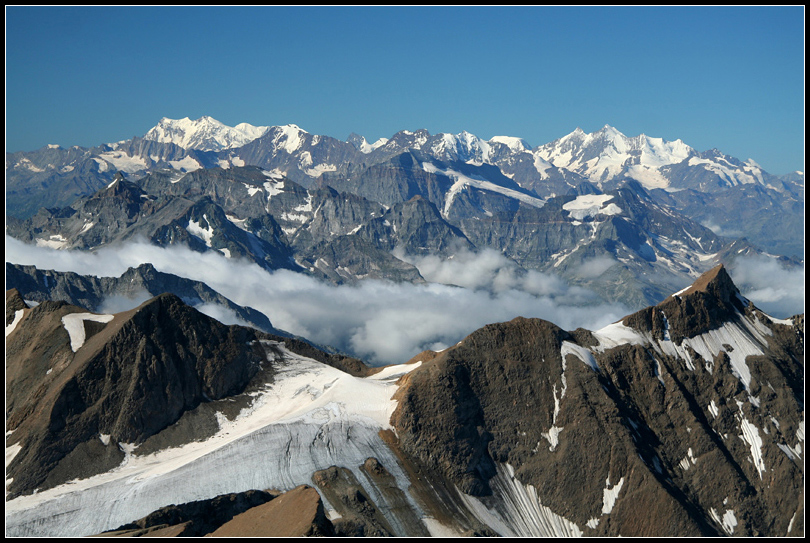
[143,116,271,152]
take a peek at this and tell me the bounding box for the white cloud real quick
[24,237,802,364]
[727,255,805,317]
[193,303,253,329]
[577,256,616,279]
[6,235,632,366]
[97,290,152,314]
[393,244,601,303]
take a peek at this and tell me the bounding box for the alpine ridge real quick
[6,118,803,259]
[5,264,803,537]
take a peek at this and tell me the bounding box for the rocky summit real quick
[5,264,803,537]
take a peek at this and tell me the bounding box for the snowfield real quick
[6,340,591,537]
[5,343,418,536]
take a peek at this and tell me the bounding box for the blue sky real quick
[5,6,805,174]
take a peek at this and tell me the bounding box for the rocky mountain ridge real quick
[7,118,803,262]
[5,264,804,537]
[9,160,791,312]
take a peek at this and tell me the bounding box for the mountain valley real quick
[5,117,804,537]
[5,265,804,536]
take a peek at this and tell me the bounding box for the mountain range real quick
[5,116,804,537]
[6,117,804,259]
[5,265,804,536]
[5,118,804,317]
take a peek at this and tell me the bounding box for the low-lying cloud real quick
[727,255,805,317]
[8,236,802,366]
[7,236,634,365]
[393,245,600,303]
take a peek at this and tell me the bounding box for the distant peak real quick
[280,123,306,132]
[598,125,624,137]
[489,135,531,150]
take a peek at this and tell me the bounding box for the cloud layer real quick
[727,255,805,318]
[6,236,803,365]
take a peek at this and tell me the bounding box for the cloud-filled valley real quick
[7,236,630,365]
[6,236,804,366]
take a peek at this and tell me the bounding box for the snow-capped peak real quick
[348,134,389,154]
[428,131,492,164]
[489,136,531,152]
[143,116,271,151]
[267,124,310,154]
[535,126,699,189]
[596,124,625,139]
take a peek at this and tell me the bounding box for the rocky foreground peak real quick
[622,264,751,344]
[5,291,269,499]
[5,264,804,537]
[390,266,803,536]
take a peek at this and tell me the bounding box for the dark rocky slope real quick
[390,264,804,536]
[6,265,802,537]
[5,294,269,498]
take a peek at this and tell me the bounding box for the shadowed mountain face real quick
[6,261,279,336]
[5,265,804,537]
[8,163,795,312]
[5,293,270,498]
[390,265,804,536]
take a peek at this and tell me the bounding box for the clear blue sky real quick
[5,6,805,174]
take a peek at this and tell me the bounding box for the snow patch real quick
[98,152,147,173]
[561,341,599,371]
[708,400,719,419]
[592,321,647,351]
[168,156,202,172]
[601,476,624,515]
[186,216,215,247]
[263,180,285,199]
[61,313,115,352]
[709,507,738,535]
[305,163,337,177]
[6,310,25,337]
[562,194,622,220]
[737,406,766,479]
[422,162,545,216]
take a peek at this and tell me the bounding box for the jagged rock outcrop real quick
[5,293,268,498]
[6,265,803,537]
[391,264,804,536]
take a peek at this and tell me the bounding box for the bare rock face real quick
[5,293,268,498]
[6,288,28,323]
[209,485,334,537]
[391,264,804,536]
[312,465,393,536]
[622,264,745,343]
[99,489,277,537]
